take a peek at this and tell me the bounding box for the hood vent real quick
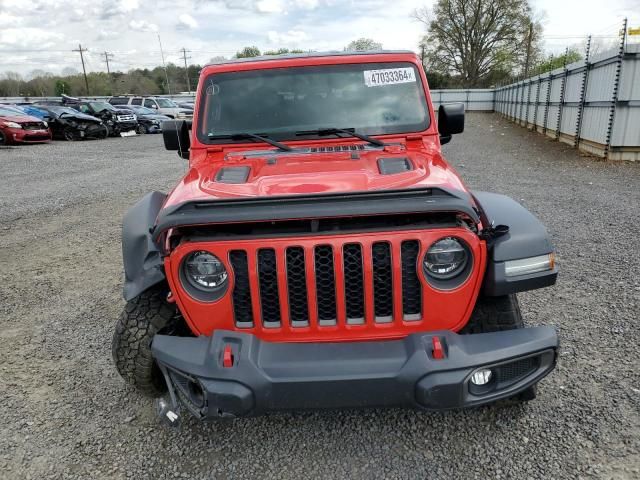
[309,144,366,153]
[377,157,413,175]
[215,166,250,184]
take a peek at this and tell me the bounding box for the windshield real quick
[89,102,115,112]
[156,98,176,108]
[133,106,156,115]
[0,106,27,116]
[198,62,430,144]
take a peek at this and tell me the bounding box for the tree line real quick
[1,1,586,97]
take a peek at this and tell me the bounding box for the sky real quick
[0,0,638,76]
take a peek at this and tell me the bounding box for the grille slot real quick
[286,247,309,326]
[343,244,365,324]
[372,242,393,323]
[309,144,366,153]
[401,241,422,320]
[257,249,281,326]
[314,246,337,325]
[229,250,253,327]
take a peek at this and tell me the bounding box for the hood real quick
[138,113,170,120]
[0,114,44,124]
[58,111,102,123]
[162,140,470,209]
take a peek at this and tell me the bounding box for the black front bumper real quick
[152,327,558,419]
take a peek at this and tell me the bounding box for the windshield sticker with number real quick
[363,68,416,87]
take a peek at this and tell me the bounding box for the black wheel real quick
[98,125,109,139]
[63,127,77,141]
[136,124,147,135]
[461,294,524,333]
[112,285,177,397]
[462,294,536,403]
[0,130,7,145]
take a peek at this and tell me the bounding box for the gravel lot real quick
[1,114,638,480]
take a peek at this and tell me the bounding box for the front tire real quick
[461,294,524,333]
[136,124,147,135]
[112,286,176,397]
[63,127,77,141]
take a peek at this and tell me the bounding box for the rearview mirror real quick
[438,103,465,145]
[162,120,191,159]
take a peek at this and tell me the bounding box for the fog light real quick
[471,368,493,386]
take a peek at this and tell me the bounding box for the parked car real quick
[112,51,559,426]
[177,101,194,110]
[113,105,170,134]
[31,105,108,141]
[0,106,51,145]
[58,96,138,136]
[109,96,192,119]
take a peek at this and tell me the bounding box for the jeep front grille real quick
[228,238,424,331]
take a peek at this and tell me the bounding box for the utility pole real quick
[420,43,425,69]
[72,44,90,95]
[524,22,534,77]
[103,51,114,75]
[157,34,172,95]
[180,47,192,94]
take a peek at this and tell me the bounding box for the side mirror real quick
[438,103,465,145]
[163,120,191,159]
[151,104,158,109]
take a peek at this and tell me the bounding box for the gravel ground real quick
[1,115,638,480]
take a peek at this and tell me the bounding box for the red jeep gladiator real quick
[112,51,558,424]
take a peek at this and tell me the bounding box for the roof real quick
[204,50,416,68]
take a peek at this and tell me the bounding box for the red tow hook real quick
[431,336,445,360]
[166,291,176,304]
[222,345,234,368]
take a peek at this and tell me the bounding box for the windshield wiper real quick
[295,127,386,147]
[207,132,292,152]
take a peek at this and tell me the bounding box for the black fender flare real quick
[472,191,558,296]
[122,192,167,301]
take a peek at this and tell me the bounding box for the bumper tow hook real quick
[154,396,181,428]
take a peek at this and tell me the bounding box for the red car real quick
[112,51,559,425]
[0,106,51,145]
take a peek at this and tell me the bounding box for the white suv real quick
[109,96,192,119]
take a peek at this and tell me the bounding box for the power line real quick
[72,44,90,95]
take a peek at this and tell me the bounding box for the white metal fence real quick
[430,89,494,111]
[494,41,640,161]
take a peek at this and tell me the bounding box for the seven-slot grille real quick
[228,239,423,329]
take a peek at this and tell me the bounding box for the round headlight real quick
[424,237,468,279]
[183,251,228,291]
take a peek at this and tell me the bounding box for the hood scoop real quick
[377,157,413,175]
[215,166,250,184]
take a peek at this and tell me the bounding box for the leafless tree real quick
[414,0,542,87]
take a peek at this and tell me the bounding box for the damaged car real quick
[61,95,138,137]
[0,106,51,145]
[32,105,108,141]
[114,105,170,134]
